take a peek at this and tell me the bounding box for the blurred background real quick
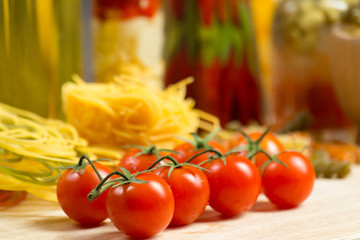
[1,0,360,142]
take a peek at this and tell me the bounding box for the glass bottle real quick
[92,0,164,89]
[0,0,83,119]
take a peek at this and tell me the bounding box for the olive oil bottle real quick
[0,0,83,119]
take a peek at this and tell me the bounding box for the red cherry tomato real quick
[106,172,174,238]
[172,140,226,165]
[262,151,316,209]
[153,165,210,226]
[231,132,284,168]
[203,155,261,216]
[118,148,157,173]
[0,191,27,208]
[56,162,112,225]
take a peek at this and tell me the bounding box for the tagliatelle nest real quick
[0,103,88,201]
[62,75,220,150]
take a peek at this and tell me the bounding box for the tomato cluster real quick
[56,129,316,238]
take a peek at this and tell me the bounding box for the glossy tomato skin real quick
[203,155,261,216]
[118,148,157,173]
[231,132,284,168]
[262,151,316,209]
[56,162,112,225]
[153,165,210,226]
[107,172,174,238]
[172,140,226,165]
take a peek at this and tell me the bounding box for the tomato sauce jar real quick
[93,0,164,88]
[164,0,262,126]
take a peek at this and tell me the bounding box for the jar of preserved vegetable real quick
[93,0,164,89]
[270,0,358,138]
[330,4,360,141]
[165,0,261,126]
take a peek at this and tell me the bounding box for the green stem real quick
[246,146,266,159]
[258,150,289,175]
[255,126,272,144]
[238,127,272,160]
[185,149,223,163]
[146,155,179,170]
[78,155,103,181]
[191,133,205,149]
[87,170,129,202]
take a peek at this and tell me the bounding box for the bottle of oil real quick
[0,0,83,119]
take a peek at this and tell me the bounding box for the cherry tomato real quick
[172,140,226,165]
[153,165,210,226]
[262,151,316,209]
[203,155,261,216]
[118,148,157,173]
[0,191,27,208]
[106,172,174,238]
[57,162,112,225]
[230,132,284,168]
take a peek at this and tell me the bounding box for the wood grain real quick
[1,166,360,240]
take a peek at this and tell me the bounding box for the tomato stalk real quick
[54,155,105,181]
[146,155,208,178]
[122,144,180,159]
[77,155,104,180]
[258,151,289,175]
[146,155,179,170]
[178,128,220,150]
[185,148,229,166]
[87,168,148,202]
[229,127,273,164]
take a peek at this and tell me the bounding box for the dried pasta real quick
[62,75,220,149]
[0,103,87,201]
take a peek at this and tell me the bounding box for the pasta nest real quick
[0,103,87,201]
[62,75,219,149]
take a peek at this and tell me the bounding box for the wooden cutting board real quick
[1,166,360,240]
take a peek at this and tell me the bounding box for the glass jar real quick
[270,0,358,138]
[164,0,261,126]
[93,0,164,89]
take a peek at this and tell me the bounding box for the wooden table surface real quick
[1,166,360,240]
